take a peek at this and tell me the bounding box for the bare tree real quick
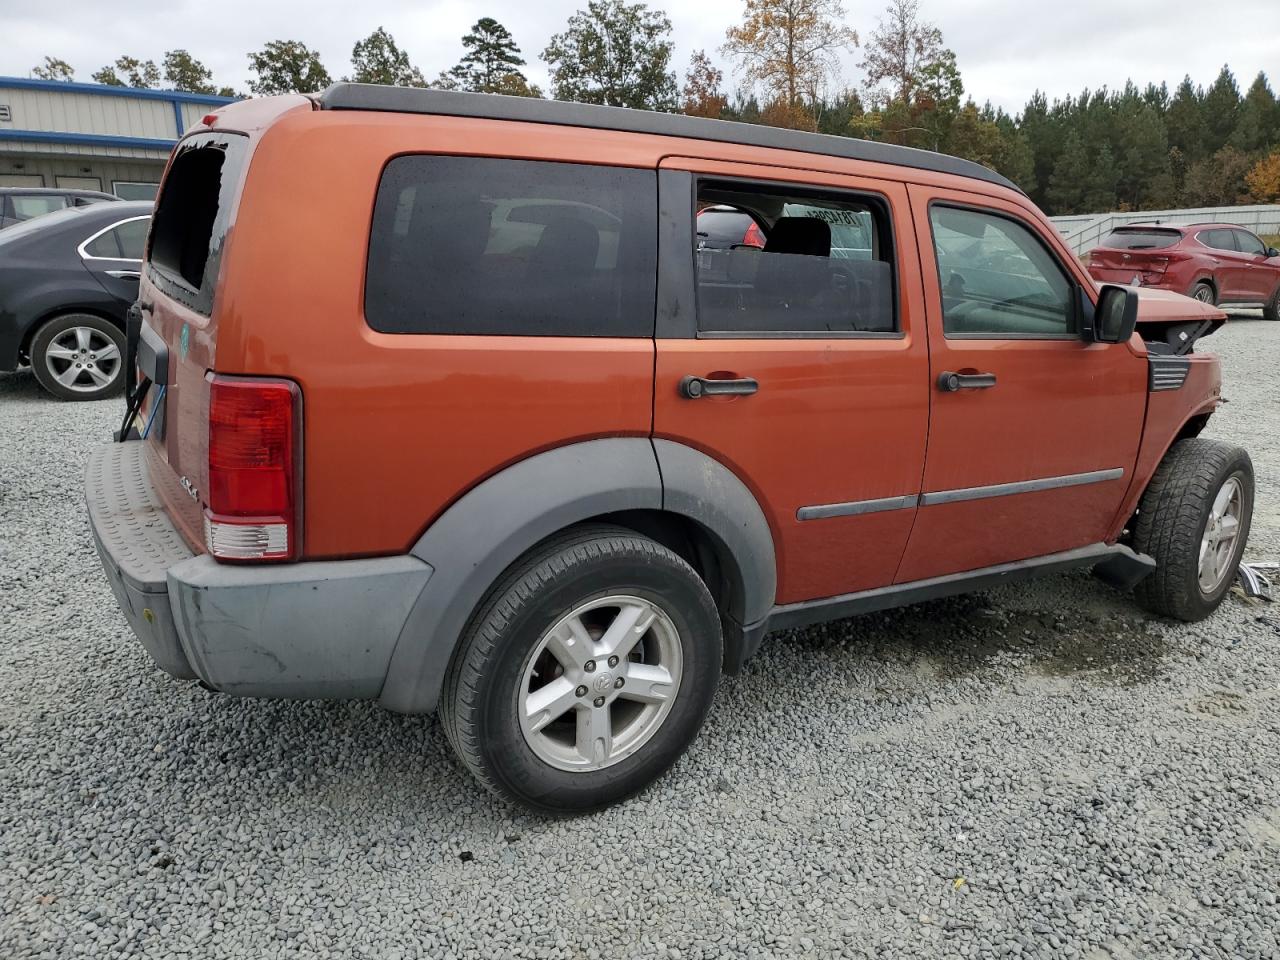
[722,0,858,110]
[860,0,945,106]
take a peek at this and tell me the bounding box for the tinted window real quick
[148,133,248,316]
[1197,230,1237,252]
[114,182,159,201]
[84,218,150,259]
[930,206,1074,338]
[366,157,656,337]
[1233,230,1266,256]
[1102,229,1181,250]
[695,181,896,335]
[10,195,67,221]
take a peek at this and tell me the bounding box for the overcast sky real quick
[3,0,1277,113]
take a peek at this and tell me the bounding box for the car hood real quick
[1129,285,1228,324]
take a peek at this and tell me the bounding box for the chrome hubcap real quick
[518,594,682,772]
[1199,477,1242,593]
[44,326,121,393]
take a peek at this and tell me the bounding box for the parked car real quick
[0,186,120,229]
[0,201,151,399]
[1087,223,1280,320]
[86,86,1251,813]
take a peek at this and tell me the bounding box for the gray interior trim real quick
[768,543,1145,633]
[315,83,1021,193]
[797,494,918,521]
[920,468,1124,506]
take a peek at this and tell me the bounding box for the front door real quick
[896,186,1148,583]
[1231,229,1277,301]
[652,158,930,604]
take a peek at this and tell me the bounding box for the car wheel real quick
[1264,284,1280,322]
[440,524,723,814]
[1131,438,1253,622]
[1189,281,1216,305]
[30,314,126,401]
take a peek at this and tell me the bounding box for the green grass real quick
[1263,234,1280,249]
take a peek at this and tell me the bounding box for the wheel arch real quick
[378,437,777,714]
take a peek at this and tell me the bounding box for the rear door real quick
[79,214,148,302]
[1197,229,1248,300]
[653,157,930,604]
[897,185,1147,583]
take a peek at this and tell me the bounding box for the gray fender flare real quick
[377,437,776,714]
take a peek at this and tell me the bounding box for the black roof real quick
[316,83,1020,194]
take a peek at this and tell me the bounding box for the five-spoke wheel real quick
[30,313,126,401]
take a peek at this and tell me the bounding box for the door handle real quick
[680,375,759,399]
[106,270,141,280]
[938,371,996,392]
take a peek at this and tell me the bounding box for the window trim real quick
[690,174,903,340]
[78,215,151,263]
[1194,229,1237,253]
[927,200,1082,342]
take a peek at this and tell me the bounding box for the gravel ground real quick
[2,317,1279,960]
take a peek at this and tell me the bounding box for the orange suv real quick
[86,85,1253,812]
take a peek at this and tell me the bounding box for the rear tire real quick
[1264,284,1280,322]
[30,314,126,401]
[440,524,723,814]
[1131,439,1253,621]
[1189,281,1216,306]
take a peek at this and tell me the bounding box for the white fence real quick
[1049,204,1280,255]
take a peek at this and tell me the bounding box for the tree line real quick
[28,0,1280,215]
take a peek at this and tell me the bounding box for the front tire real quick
[30,314,126,401]
[1131,439,1254,621]
[440,525,723,814]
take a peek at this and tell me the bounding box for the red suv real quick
[1088,224,1280,319]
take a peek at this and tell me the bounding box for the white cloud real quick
[2,0,1276,113]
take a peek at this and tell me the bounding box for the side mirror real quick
[1268,247,1280,259]
[1083,284,1139,344]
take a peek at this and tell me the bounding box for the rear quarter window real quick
[365,156,657,337]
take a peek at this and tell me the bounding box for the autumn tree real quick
[682,50,726,118]
[722,0,857,111]
[1181,145,1252,206]
[163,50,234,96]
[543,1,679,111]
[1245,151,1280,203]
[92,56,160,89]
[860,0,944,107]
[248,40,331,95]
[32,57,74,81]
[350,27,425,87]
[444,18,537,95]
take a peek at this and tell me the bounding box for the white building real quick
[0,77,235,200]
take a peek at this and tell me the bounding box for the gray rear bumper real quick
[86,442,434,701]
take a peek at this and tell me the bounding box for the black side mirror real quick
[1268,247,1279,259]
[1083,285,1139,344]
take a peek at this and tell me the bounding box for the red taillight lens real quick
[743,221,766,248]
[205,375,301,562]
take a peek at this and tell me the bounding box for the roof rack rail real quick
[314,83,1021,194]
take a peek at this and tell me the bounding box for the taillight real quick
[205,374,301,562]
[743,221,766,248]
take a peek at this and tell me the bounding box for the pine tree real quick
[1201,65,1241,154]
[1046,132,1090,214]
[1166,77,1206,162]
[447,18,534,95]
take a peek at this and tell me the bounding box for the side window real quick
[694,180,896,335]
[365,157,656,337]
[1199,230,1237,252]
[11,195,67,221]
[929,206,1075,338]
[84,218,149,260]
[1234,230,1266,256]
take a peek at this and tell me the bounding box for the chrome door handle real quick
[680,376,759,399]
[938,371,996,392]
[106,270,141,279]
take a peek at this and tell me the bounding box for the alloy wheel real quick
[1198,476,1243,593]
[42,326,122,394]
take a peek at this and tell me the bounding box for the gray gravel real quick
[2,317,1279,960]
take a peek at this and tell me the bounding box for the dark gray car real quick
[0,186,120,230]
[0,200,152,400]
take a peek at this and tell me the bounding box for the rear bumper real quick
[86,442,434,701]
